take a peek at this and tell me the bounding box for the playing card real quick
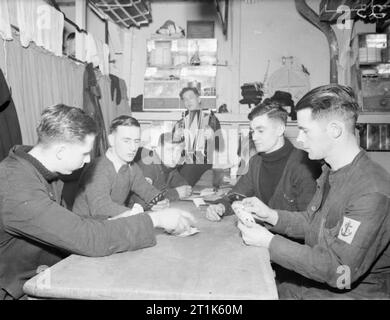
[232,202,256,227]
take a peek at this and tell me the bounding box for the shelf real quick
[358,62,390,67]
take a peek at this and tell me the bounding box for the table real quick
[23,201,278,300]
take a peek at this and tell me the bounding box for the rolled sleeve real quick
[270,209,310,239]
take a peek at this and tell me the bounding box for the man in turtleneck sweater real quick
[206,100,321,220]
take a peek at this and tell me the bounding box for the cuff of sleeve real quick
[269,210,290,234]
[124,214,157,250]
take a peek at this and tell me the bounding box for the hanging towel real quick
[35,5,64,56]
[0,68,22,161]
[15,0,36,47]
[108,20,123,54]
[0,0,13,40]
[83,33,110,75]
[16,0,64,56]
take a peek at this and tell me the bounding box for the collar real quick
[105,148,129,173]
[323,149,365,185]
[14,146,59,182]
[329,149,365,183]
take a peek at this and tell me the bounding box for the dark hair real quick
[179,87,200,99]
[109,115,140,134]
[295,84,359,132]
[248,100,288,124]
[37,104,97,145]
[158,132,184,147]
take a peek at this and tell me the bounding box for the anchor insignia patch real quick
[338,217,361,244]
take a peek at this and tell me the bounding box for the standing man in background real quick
[173,87,223,187]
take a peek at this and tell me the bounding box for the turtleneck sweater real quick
[259,138,294,204]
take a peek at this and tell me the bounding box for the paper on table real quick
[200,188,215,197]
[176,227,200,237]
[192,198,207,208]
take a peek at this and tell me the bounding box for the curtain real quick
[0,33,84,145]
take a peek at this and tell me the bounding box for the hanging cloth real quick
[83,33,110,75]
[83,63,108,159]
[15,0,64,56]
[0,0,13,41]
[0,68,22,161]
[35,5,64,56]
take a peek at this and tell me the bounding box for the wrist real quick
[265,233,275,249]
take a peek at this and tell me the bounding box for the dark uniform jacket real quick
[219,143,320,215]
[270,150,390,299]
[0,146,156,299]
[134,148,188,203]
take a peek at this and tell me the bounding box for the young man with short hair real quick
[72,116,169,219]
[206,100,320,222]
[0,105,194,300]
[238,84,390,299]
[133,132,192,205]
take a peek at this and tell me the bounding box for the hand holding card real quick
[232,201,256,227]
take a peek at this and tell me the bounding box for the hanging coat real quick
[0,69,22,162]
[82,63,108,159]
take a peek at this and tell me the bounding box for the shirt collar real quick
[105,148,129,173]
[325,149,365,185]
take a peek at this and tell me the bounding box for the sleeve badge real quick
[338,217,361,244]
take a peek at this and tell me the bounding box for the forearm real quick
[130,164,161,204]
[3,198,156,257]
[269,235,338,285]
[270,209,310,239]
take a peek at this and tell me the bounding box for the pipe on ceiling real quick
[295,0,339,84]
